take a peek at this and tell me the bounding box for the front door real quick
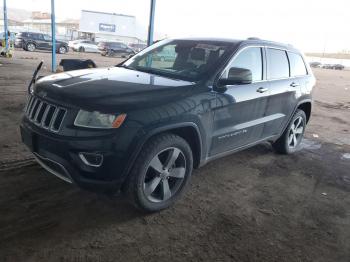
[210,46,269,156]
[35,34,49,50]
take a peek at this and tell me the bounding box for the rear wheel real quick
[58,46,67,54]
[124,133,193,212]
[26,43,36,52]
[272,109,306,154]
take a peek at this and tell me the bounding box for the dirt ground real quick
[0,50,349,262]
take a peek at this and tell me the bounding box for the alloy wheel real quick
[288,116,304,148]
[27,43,35,52]
[143,147,186,203]
[59,47,67,54]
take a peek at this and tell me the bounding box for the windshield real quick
[122,39,232,81]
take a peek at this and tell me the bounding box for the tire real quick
[26,43,36,52]
[79,46,85,52]
[124,133,193,212]
[272,109,307,154]
[58,46,67,54]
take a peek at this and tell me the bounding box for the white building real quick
[79,10,146,44]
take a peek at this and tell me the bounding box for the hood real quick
[34,67,197,112]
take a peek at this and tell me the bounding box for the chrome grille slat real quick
[24,95,67,133]
[34,101,43,122]
[49,107,59,131]
[41,104,51,128]
[29,98,39,119]
[25,96,34,113]
[26,97,35,114]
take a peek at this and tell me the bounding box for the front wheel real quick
[272,109,307,154]
[124,133,193,212]
[26,43,36,52]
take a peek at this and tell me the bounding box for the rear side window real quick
[224,47,263,82]
[267,48,289,79]
[288,52,307,76]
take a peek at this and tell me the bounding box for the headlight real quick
[74,110,127,129]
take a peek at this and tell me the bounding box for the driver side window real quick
[43,35,51,41]
[223,47,263,82]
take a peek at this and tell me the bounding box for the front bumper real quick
[20,118,133,193]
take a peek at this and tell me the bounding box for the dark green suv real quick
[15,32,68,54]
[21,38,315,212]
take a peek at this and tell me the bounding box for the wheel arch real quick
[297,101,312,123]
[277,99,312,140]
[122,122,203,183]
[142,123,202,169]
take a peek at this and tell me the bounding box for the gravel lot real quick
[0,50,349,262]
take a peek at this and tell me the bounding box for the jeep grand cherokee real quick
[20,38,315,212]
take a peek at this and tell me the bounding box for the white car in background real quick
[68,39,84,49]
[72,40,99,53]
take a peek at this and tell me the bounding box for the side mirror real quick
[218,67,252,86]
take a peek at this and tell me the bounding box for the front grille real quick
[25,95,67,132]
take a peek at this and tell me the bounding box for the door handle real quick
[290,82,300,87]
[256,87,268,93]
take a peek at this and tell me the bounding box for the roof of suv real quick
[172,37,300,53]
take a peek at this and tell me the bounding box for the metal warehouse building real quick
[78,10,146,44]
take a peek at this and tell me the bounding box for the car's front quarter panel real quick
[123,85,217,173]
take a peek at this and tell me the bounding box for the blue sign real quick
[99,23,116,32]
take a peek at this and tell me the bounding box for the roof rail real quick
[247,37,261,40]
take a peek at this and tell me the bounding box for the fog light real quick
[79,152,103,167]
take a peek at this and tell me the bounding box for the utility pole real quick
[147,0,156,46]
[3,0,8,52]
[51,0,56,72]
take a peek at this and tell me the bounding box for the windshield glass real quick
[123,39,232,81]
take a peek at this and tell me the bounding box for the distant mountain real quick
[0,7,32,21]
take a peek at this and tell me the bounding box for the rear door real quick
[211,46,269,156]
[262,48,299,138]
[42,34,52,50]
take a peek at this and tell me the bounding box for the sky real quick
[3,0,350,52]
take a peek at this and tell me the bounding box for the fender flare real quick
[121,122,203,181]
[278,98,312,138]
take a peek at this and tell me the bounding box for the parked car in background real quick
[333,64,345,70]
[309,61,322,68]
[129,43,147,53]
[21,38,315,212]
[68,39,84,49]
[72,40,99,53]
[15,32,68,54]
[322,63,345,70]
[98,41,135,58]
[322,64,333,69]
